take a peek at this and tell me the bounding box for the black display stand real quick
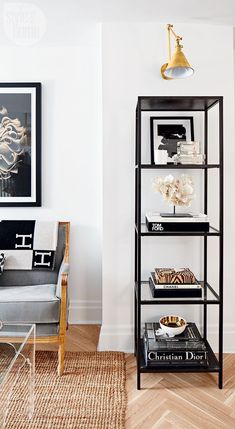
[134,96,223,390]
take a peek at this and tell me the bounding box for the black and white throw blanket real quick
[0,221,58,270]
[0,253,5,274]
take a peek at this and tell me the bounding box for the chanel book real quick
[149,274,202,298]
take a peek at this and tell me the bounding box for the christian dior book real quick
[143,323,209,367]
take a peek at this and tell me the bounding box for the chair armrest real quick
[56,259,69,298]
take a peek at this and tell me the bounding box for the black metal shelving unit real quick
[134,96,223,390]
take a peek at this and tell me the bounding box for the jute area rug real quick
[6,351,127,429]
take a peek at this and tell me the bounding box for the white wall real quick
[0,22,103,323]
[99,23,235,352]
[1,11,234,351]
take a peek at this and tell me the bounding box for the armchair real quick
[0,221,70,376]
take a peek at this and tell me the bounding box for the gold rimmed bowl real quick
[159,315,187,337]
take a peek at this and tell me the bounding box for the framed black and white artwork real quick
[150,116,194,164]
[0,83,41,206]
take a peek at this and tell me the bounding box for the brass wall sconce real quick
[161,24,194,80]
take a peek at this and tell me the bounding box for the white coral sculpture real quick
[152,174,194,207]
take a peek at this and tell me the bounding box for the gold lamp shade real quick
[161,25,194,80]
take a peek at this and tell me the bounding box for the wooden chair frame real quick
[34,221,70,375]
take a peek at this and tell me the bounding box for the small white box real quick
[154,149,168,164]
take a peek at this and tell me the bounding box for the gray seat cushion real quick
[0,284,60,323]
[36,323,59,336]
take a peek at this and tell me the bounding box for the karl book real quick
[145,322,206,344]
[149,272,202,298]
[145,212,210,233]
[143,322,208,367]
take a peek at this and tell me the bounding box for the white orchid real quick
[152,174,194,207]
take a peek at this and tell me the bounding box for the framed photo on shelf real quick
[150,116,194,164]
[0,83,41,207]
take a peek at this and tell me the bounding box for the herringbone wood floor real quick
[38,325,235,429]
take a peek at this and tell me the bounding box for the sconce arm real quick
[167,24,182,62]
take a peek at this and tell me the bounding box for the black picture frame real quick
[150,116,194,164]
[0,82,41,207]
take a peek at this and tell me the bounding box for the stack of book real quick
[149,268,202,298]
[145,212,210,233]
[143,322,208,368]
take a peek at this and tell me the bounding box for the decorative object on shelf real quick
[150,116,194,164]
[175,153,205,165]
[144,322,208,367]
[154,149,168,164]
[158,315,187,337]
[173,140,205,165]
[149,273,202,298]
[0,319,3,330]
[153,267,196,287]
[0,253,6,274]
[145,212,209,232]
[155,268,196,284]
[0,83,41,207]
[152,174,194,217]
[161,24,194,80]
[178,140,200,156]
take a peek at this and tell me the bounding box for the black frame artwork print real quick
[150,116,194,164]
[0,82,41,207]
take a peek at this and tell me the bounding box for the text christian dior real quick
[148,352,205,361]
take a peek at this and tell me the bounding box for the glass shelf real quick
[135,164,220,169]
[136,224,220,237]
[137,96,222,112]
[135,281,220,305]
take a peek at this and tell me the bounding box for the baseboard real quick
[98,323,235,353]
[207,324,235,353]
[68,310,235,352]
[69,300,102,324]
[98,324,133,353]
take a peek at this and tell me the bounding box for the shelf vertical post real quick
[134,107,138,356]
[135,108,138,284]
[218,98,224,389]
[136,98,142,389]
[203,108,208,340]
